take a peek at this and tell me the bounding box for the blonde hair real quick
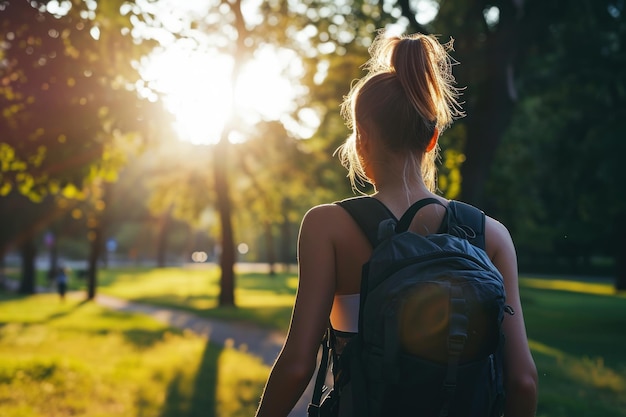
[337,31,464,192]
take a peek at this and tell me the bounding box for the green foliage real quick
[486,0,626,273]
[0,291,268,417]
[0,1,167,201]
[437,123,467,199]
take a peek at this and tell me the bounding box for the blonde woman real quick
[255,31,537,417]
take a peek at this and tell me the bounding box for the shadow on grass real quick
[158,341,219,417]
[23,307,188,350]
[43,299,90,322]
[0,291,89,326]
[122,328,182,349]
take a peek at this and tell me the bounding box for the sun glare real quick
[142,43,300,145]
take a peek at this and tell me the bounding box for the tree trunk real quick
[264,221,276,276]
[19,238,37,294]
[212,0,251,307]
[280,198,293,271]
[461,95,513,207]
[459,5,521,207]
[214,139,236,306]
[47,238,58,287]
[99,181,113,269]
[87,225,103,300]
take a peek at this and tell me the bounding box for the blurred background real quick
[2,0,625,297]
[1,1,625,416]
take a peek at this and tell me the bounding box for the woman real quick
[255,31,537,417]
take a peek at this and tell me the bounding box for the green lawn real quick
[0,291,268,417]
[519,277,626,417]
[4,266,626,416]
[94,265,298,331]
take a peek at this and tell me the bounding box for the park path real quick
[95,294,315,417]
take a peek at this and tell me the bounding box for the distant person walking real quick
[56,266,68,300]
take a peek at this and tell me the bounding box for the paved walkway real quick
[96,294,287,365]
[94,294,316,417]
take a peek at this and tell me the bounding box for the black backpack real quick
[309,196,512,417]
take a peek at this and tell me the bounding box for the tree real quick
[141,138,217,264]
[0,0,171,296]
[234,121,325,271]
[0,191,57,293]
[133,0,361,305]
[486,0,626,287]
[0,1,154,199]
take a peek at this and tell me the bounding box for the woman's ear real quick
[426,127,439,152]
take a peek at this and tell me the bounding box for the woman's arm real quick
[486,217,538,417]
[255,205,338,417]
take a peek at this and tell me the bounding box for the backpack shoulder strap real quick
[395,198,446,232]
[336,196,396,247]
[337,197,487,250]
[447,200,486,250]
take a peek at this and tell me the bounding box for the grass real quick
[0,291,269,417]
[4,266,626,416]
[519,277,626,417]
[94,265,298,331]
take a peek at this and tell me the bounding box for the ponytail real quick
[392,35,463,131]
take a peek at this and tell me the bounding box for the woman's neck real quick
[364,149,443,214]
[371,176,441,219]
[370,153,428,193]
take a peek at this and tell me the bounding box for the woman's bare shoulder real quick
[300,203,361,246]
[484,215,513,241]
[484,215,516,260]
[302,203,351,226]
